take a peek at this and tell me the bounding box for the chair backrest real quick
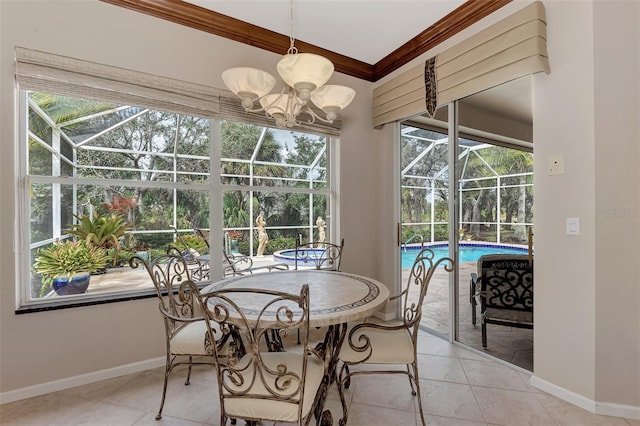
[477,254,533,314]
[129,251,200,334]
[294,238,344,270]
[221,251,253,276]
[193,228,211,249]
[169,225,198,263]
[199,285,314,420]
[400,247,454,329]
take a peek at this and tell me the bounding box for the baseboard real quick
[0,357,164,405]
[530,375,640,420]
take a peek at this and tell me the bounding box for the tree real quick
[479,147,533,241]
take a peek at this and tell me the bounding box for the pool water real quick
[402,243,529,268]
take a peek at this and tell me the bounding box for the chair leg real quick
[470,279,477,325]
[410,361,426,426]
[156,355,171,420]
[336,364,350,426]
[406,365,416,395]
[482,322,487,348]
[185,356,193,385]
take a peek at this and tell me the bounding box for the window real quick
[17,50,338,310]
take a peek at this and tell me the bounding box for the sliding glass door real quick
[399,77,535,371]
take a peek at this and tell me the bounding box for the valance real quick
[373,1,550,128]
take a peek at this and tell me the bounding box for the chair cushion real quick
[222,352,325,423]
[339,320,414,364]
[484,308,533,324]
[170,321,217,355]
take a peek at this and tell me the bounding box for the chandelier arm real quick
[221,0,353,128]
[237,88,287,113]
[300,106,333,124]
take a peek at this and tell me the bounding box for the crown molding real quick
[100,0,511,82]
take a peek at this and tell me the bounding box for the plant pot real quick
[230,239,239,253]
[52,273,91,296]
[135,250,150,261]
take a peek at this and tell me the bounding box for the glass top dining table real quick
[201,269,390,328]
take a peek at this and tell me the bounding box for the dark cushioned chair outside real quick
[470,254,534,348]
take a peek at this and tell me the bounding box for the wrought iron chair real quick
[470,254,533,347]
[294,238,344,271]
[129,251,235,420]
[336,248,454,426]
[197,284,333,426]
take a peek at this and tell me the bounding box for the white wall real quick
[532,0,640,414]
[0,0,375,398]
[592,0,640,407]
[373,0,640,417]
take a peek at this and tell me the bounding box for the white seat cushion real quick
[170,321,218,355]
[339,320,415,364]
[223,352,325,423]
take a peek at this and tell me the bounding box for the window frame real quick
[15,51,341,313]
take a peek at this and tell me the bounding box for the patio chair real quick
[337,247,454,426]
[294,238,344,271]
[194,228,289,276]
[197,284,333,426]
[470,254,533,348]
[129,251,239,421]
[169,225,210,281]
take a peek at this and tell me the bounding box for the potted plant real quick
[227,230,242,253]
[66,213,131,267]
[34,240,109,296]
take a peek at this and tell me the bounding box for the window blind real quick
[15,47,221,119]
[15,47,342,135]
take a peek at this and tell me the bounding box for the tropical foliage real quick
[26,91,332,299]
[34,240,109,291]
[401,126,533,244]
[66,213,131,266]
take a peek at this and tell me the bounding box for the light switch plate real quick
[566,217,580,235]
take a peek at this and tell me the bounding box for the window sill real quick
[15,289,157,314]
[15,281,214,314]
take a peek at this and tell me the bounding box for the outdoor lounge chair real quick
[169,226,210,281]
[194,228,289,276]
[470,254,534,348]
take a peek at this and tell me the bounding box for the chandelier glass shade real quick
[221,1,355,128]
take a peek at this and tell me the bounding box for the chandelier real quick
[221,0,355,128]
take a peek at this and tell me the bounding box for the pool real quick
[402,243,529,268]
[273,248,329,266]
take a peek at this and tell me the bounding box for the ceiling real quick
[101,0,510,81]
[183,0,467,64]
[101,0,531,123]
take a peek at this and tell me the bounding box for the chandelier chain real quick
[287,0,297,54]
[220,0,354,128]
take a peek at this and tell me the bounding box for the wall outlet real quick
[548,154,564,175]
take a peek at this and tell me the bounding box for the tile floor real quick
[1,330,637,426]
